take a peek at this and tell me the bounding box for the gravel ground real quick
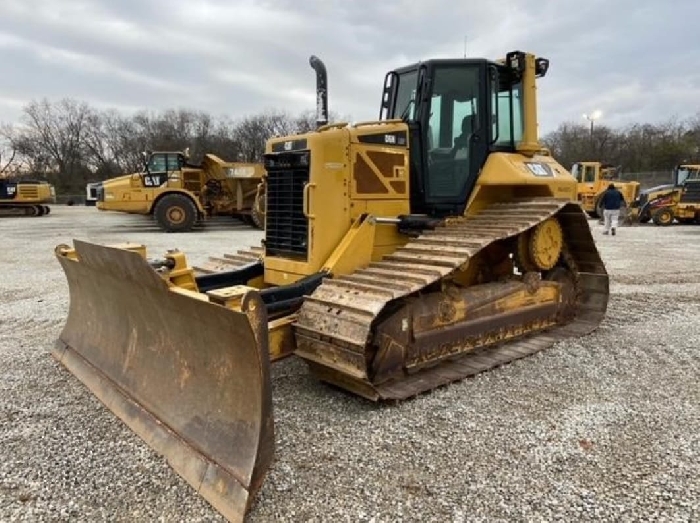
[2,206,700,522]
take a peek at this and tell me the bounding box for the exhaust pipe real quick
[309,55,328,129]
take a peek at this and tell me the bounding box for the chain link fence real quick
[618,171,674,190]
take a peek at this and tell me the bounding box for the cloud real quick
[0,0,698,136]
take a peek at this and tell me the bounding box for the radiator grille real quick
[19,186,39,199]
[265,159,309,258]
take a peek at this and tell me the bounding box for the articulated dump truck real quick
[94,151,266,232]
[52,51,609,522]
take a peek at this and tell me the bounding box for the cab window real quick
[148,154,183,173]
[583,165,596,183]
[571,163,582,182]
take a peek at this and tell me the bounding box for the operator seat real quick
[451,114,474,160]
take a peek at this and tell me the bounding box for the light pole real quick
[582,110,602,138]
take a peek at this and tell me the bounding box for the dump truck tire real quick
[154,194,198,232]
[593,196,604,219]
[250,190,265,230]
[250,207,264,230]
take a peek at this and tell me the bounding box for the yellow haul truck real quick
[95,150,266,231]
[0,178,55,216]
[570,161,640,219]
[53,51,608,522]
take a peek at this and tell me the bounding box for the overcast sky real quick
[0,0,697,135]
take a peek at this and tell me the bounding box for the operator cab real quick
[145,152,185,173]
[379,51,548,216]
[571,163,596,183]
[674,164,700,186]
[570,162,619,184]
[140,151,189,187]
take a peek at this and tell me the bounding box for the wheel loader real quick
[570,161,639,221]
[52,51,609,522]
[0,177,55,216]
[94,150,266,231]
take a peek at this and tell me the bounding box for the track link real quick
[293,198,609,400]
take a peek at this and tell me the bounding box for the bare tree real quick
[17,98,92,176]
[0,128,18,177]
[542,114,700,173]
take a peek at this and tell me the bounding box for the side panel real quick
[264,124,411,284]
[264,130,350,284]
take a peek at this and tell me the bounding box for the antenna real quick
[463,36,467,58]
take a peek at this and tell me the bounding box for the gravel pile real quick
[1,207,699,522]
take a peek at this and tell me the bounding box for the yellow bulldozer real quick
[626,163,700,225]
[52,51,609,522]
[94,150,266,231]
[570,161,640,220]
[0,177,55,216]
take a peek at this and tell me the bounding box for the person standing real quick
[601,183,625,235]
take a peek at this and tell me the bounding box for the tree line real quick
[0,98,344,194]
[542,114,700,174]
[2,97,700,194]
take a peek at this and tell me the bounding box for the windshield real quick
[676,166,700,185]
[147,153,183,173]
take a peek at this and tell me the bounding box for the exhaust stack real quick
[309,55,328,129]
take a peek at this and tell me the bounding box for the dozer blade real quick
[52,239,273,523]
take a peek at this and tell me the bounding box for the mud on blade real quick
[53,239,273,523]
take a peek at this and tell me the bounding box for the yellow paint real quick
[263,121,411,284]
[268,315,297,361]
[465,152,577,215]
[322,215,376,276]
[205,285,258,308]
[517,53,543,156]
[10,181,55,204]
[528,218,563,270]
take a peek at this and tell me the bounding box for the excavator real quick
[0,178,55,216]
[52,51,609,522]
